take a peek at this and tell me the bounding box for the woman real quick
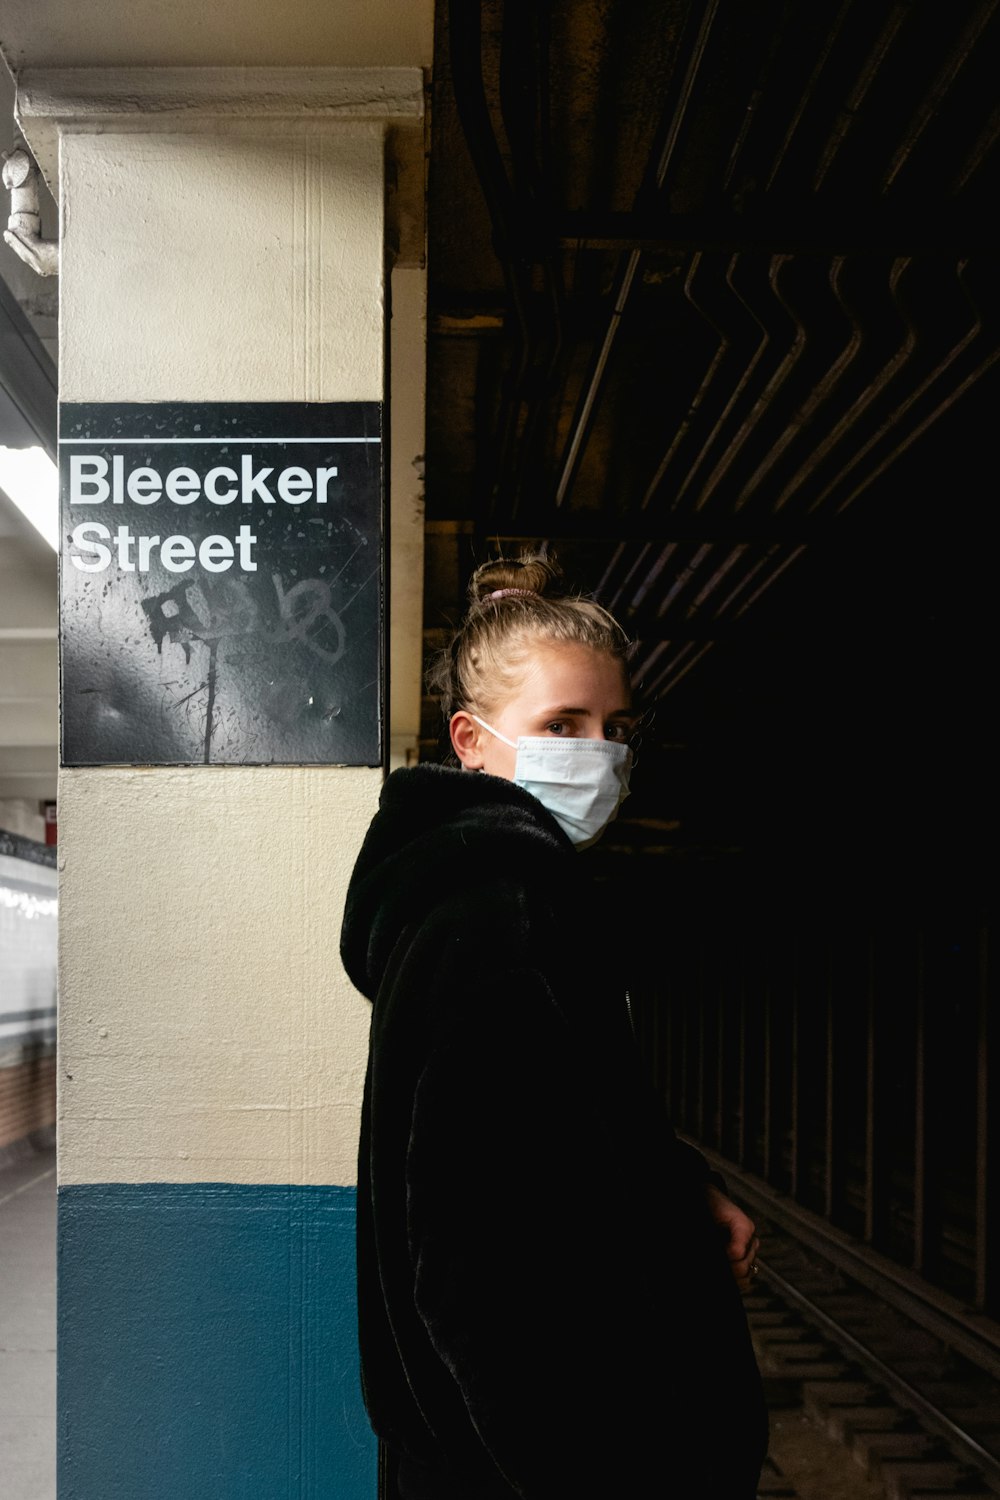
[341,555,769,1499]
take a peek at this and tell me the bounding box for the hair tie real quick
[487,588,535,600]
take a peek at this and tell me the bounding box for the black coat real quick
[341,764,768,1499]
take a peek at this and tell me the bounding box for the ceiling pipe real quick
[765,0,856,190]
[2,146,58,277]
[495,0,565,522]
[669,255,773,512]
[881,0,1000,194]
[552,0,722,510]
[730,256,863,511]
[811,0,913,192]
[448,0,569,537]
[773,256,917,513]
[694,255,809,515]
[448,0,533,515]
[822,259,996,514]
[636,253,732,513]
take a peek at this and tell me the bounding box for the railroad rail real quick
[705,1153,1000,1499]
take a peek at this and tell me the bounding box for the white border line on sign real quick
[59,437,382,444]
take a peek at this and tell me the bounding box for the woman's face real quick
[451,640,635,779]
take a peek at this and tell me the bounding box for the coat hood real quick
[340,763,575,1000]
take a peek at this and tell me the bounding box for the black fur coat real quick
[341,764,768,1499]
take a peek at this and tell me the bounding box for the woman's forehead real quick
[511,640,630,708]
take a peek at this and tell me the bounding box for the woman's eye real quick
[545,721,567,735]
[605,723,628,741]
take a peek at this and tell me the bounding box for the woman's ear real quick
[449,710,485,770]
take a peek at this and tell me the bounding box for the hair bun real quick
[468,552,564,607]
[428,547,631,727]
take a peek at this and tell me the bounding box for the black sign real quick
[59,402,383,766]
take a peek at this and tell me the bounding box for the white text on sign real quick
[66,453,341,574]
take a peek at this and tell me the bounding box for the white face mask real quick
[469,714,632,850]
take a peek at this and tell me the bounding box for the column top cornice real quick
[15,66,426,195]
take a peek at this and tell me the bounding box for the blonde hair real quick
[429,552,632,722]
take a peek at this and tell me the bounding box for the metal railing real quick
[638,901,996,1318]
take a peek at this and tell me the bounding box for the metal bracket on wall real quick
[2,147,58,277]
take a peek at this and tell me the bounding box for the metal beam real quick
[557,210,1000,256]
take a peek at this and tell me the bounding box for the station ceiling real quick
[421,0,1000,887]
[0,1,995,882]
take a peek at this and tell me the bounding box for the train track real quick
[694,1151,1000,1500]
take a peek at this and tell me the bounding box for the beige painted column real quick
[54,116,392,1190]
[389,265,428,769]
[16,67,426,1498]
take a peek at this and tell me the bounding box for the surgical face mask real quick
[469,714,632,850]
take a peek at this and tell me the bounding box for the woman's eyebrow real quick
[539,705,636,718]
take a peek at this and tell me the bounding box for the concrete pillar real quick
[18,67,425,1499]
[388,265,428,769]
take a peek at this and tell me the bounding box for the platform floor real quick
[0,1146,56,1500]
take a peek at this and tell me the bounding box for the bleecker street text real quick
[70,523,258,574]
[66,452,340,574]
[69,454,340,506]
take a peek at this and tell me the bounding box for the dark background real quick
[420,0,999,914]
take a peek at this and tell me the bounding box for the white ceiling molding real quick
[16,66,426,195]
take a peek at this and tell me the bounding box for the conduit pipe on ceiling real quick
[552,0,722,509]
[448,0,532,511]
[2,147,58,277]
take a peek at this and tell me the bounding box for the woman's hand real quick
[704,1183,761,1295]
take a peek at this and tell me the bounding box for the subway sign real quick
[59,402,383,767]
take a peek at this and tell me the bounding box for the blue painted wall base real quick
[58,1182,376,1500]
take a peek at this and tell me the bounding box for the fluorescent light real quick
[0,445,59,550]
